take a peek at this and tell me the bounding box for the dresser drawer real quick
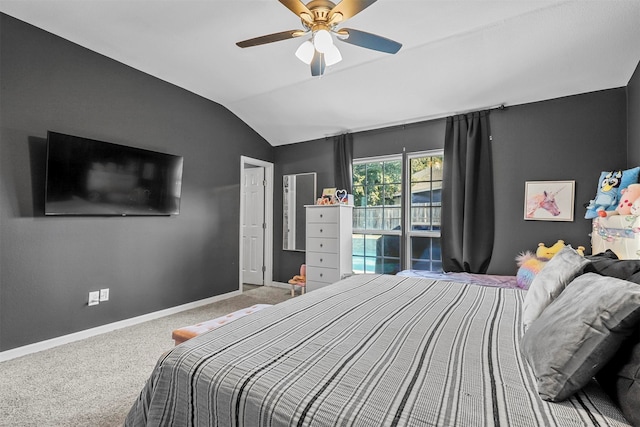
[306,237,338,253]
[306,280,330,292]
[306,252,338,268]
[306,223,339,238]
[307,266,340,284]
[306,207,339,223]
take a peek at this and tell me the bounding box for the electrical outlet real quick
[99,288,109,302]
[88,291,100,306]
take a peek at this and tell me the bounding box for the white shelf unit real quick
[305,204,353,292]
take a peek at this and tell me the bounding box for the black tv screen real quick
[45,131,183,216]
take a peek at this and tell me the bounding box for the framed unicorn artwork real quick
[524,180,575,221]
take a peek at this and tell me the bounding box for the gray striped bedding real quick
[125,274,631,426]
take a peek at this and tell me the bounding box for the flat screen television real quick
[45,131,183,216]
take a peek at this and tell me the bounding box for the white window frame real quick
[352,150,443,272]
[404,150,443,271]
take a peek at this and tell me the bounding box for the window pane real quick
[410,155,443,232]
[353,207,365,229]
[352,234,365,256]
[353,185,365,207]
[384,160,402,184]
[367,162,384,185]
[352,234,384,274]
[378,235,400,257]
[353,163,366,182]
[410,236,442,272]
[385,207,402,231]
[377,258,400,275]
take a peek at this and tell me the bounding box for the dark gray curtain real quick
[441,111,494,273]
[334,133,353,193]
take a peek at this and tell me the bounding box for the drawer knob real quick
[320,243,323,248]
[320,273,323,277]
[320,229,323,233]
[320,258,323,262]
[320,214,323,218]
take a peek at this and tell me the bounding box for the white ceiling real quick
[1,1,639,146]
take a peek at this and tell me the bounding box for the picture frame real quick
[322,188,337,198]
[524,180,575,221]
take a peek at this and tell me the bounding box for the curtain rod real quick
[324,104,507,140]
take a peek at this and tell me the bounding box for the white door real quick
[242,167,265,285]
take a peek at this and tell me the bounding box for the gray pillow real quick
[522,245,590,329]
[595,325,640,426]
[521,273,640,402]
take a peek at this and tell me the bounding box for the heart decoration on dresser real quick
[336,189,347,203]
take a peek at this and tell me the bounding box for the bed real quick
[396,269,519,289]
[125,272,635,426]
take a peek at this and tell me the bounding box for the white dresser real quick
[305,204,353,292]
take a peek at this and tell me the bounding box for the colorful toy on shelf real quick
[585,167,640,219]
[603,183,640,216]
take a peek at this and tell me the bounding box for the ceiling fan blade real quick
[236,30,305,48]
[279,0,314,24]
[336,28,402,54]
[329,0,377,22]
[310,51,326,76]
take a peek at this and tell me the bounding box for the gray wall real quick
[274,88,629,278]
[0,14,273,351]
[628,61,640,166]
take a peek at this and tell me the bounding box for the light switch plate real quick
[88,291,100,306]
[99,288,109,302]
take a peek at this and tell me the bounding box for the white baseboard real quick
[0,290,241,363]
[269,281,290,289]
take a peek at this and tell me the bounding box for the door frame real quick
[239,156,274,290]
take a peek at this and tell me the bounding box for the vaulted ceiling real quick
[1,1,639,146]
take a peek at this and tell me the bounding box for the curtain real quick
[333,133,353,194]
[441,111,494,273]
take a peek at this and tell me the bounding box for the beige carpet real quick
[0,285,293,427]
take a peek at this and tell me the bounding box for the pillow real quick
[522,245,589,329]
[585,167,640,219]
[596,325,640,426]
[521,273,640,402]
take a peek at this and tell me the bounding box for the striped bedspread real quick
[125,274,630,426]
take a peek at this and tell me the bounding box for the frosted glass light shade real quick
[313,29,333,53]
[295,41,315,64]
[324,44,342,66]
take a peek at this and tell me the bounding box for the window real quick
[352,151,443,274]
[406,153,443,272]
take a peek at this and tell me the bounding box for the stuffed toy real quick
[585,167,640,219]
[516,240,585,289]
[605,183,640,216]
[536,240,565,259]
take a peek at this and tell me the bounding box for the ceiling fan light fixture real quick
[295,40,315,64]
[324,44,342,66]
[313,29,333,53]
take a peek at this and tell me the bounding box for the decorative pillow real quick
[596,325,640,426]
[522,245,589,329]
[585,167,640,219]
[521,273,640,402]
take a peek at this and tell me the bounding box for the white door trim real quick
[239,156,273,290]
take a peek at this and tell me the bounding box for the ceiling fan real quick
[236,0,402,77]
